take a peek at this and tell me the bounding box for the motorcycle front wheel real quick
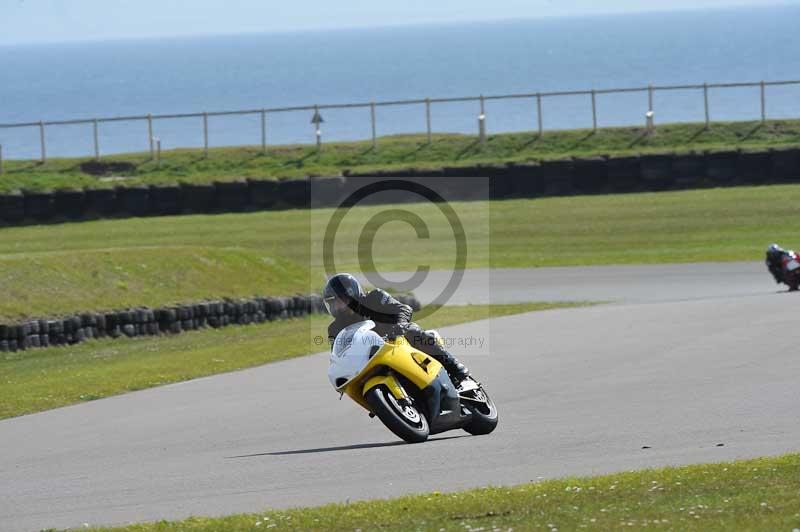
[366,385,430,444]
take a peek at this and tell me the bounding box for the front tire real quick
[462,385,499,435]
[366,385,429,444]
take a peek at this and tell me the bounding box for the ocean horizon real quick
[2,4,799,159]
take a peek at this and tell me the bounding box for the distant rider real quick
[323,273,470,385]
[765,243,799,290]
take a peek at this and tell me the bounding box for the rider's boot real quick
[432,348,470,387]
[405,324,470,386]
[445,358,470,387]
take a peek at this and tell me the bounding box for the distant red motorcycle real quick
[766,244,800,291]
[780,252,800,290]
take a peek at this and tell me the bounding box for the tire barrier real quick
[541,159,575,196]
[84,188,118,217]
[149,185,181,216]
[738,150,771,184]
[117,186,150,217]
[23,192,54,221]
[498,163,542,197]
[215,181,250,212]
[572,157,608,194]
[672,152,707,189]
[640,154,674,191]
[248,178,278,209]
[606,155,641,192]
[1,148,799,226]
[0,193,25,224]
[52,189,86,220]
[770,147,800,182]
[704,150,739,185]
[0,293,422,353]
[177,183,211,213]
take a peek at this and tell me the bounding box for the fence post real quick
[203,112,209,158]
[648,83,654,112]
[93,119,100,161]
[156,138,162,168]
[760,80,766,123]
[0,144,3,175]
[425,98,432,144]
[370,102,377,150]
[314,105,322,152]
[478,95,487,145]
[703,82,710,129]
[39,121,46,163]
[147,114,154,160]
[591,89,597,132]
[536,93,543,137]
[261,109,267,153]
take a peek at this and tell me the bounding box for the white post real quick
[314,105,322,152]
[536,93,543,137]
[39,121,46,163]
[703,83,710,129]
[370,102,377,149]
[425,98,432,144]
[93,119,100,161]
[478,95,487,146]
[261,109,267,152]
[591,89,597,132]
[147,114,154,159]
[203,112,209,158]
[760,81,766,123]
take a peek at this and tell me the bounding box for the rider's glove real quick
[386,323,407,339]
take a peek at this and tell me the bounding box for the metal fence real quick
[1,78,799,167]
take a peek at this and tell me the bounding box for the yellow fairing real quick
[339,335,443,412]
[363,375,406,400]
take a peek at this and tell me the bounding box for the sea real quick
[1,4,800,159]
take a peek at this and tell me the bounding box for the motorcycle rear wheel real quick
[462,385,499,435]
[366,385,430,444]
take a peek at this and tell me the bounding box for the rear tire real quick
[366,385,429,444]
[463,385,499,435]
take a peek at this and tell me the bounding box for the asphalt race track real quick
[2,262,799,531]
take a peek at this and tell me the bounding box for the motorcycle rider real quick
[323,273,470,385]
[766,243,798,290]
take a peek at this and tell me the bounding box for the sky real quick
[0,0,797,45]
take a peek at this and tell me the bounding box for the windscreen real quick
[331,320,374,360]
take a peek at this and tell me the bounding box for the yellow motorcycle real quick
[328,320,498,443]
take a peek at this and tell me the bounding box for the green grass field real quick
[78,453,800,532]
[2,118,800,192]
[0,185,796,322]
[0,302,582,419]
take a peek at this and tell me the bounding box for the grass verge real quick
[0,247,308,320]
[0,185,796,322]
[0,302,584,419]
[77,453,800,531]
[2,118,800,192]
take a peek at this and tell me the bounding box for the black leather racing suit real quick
[327,289,467,379]
[767,252,786,284]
